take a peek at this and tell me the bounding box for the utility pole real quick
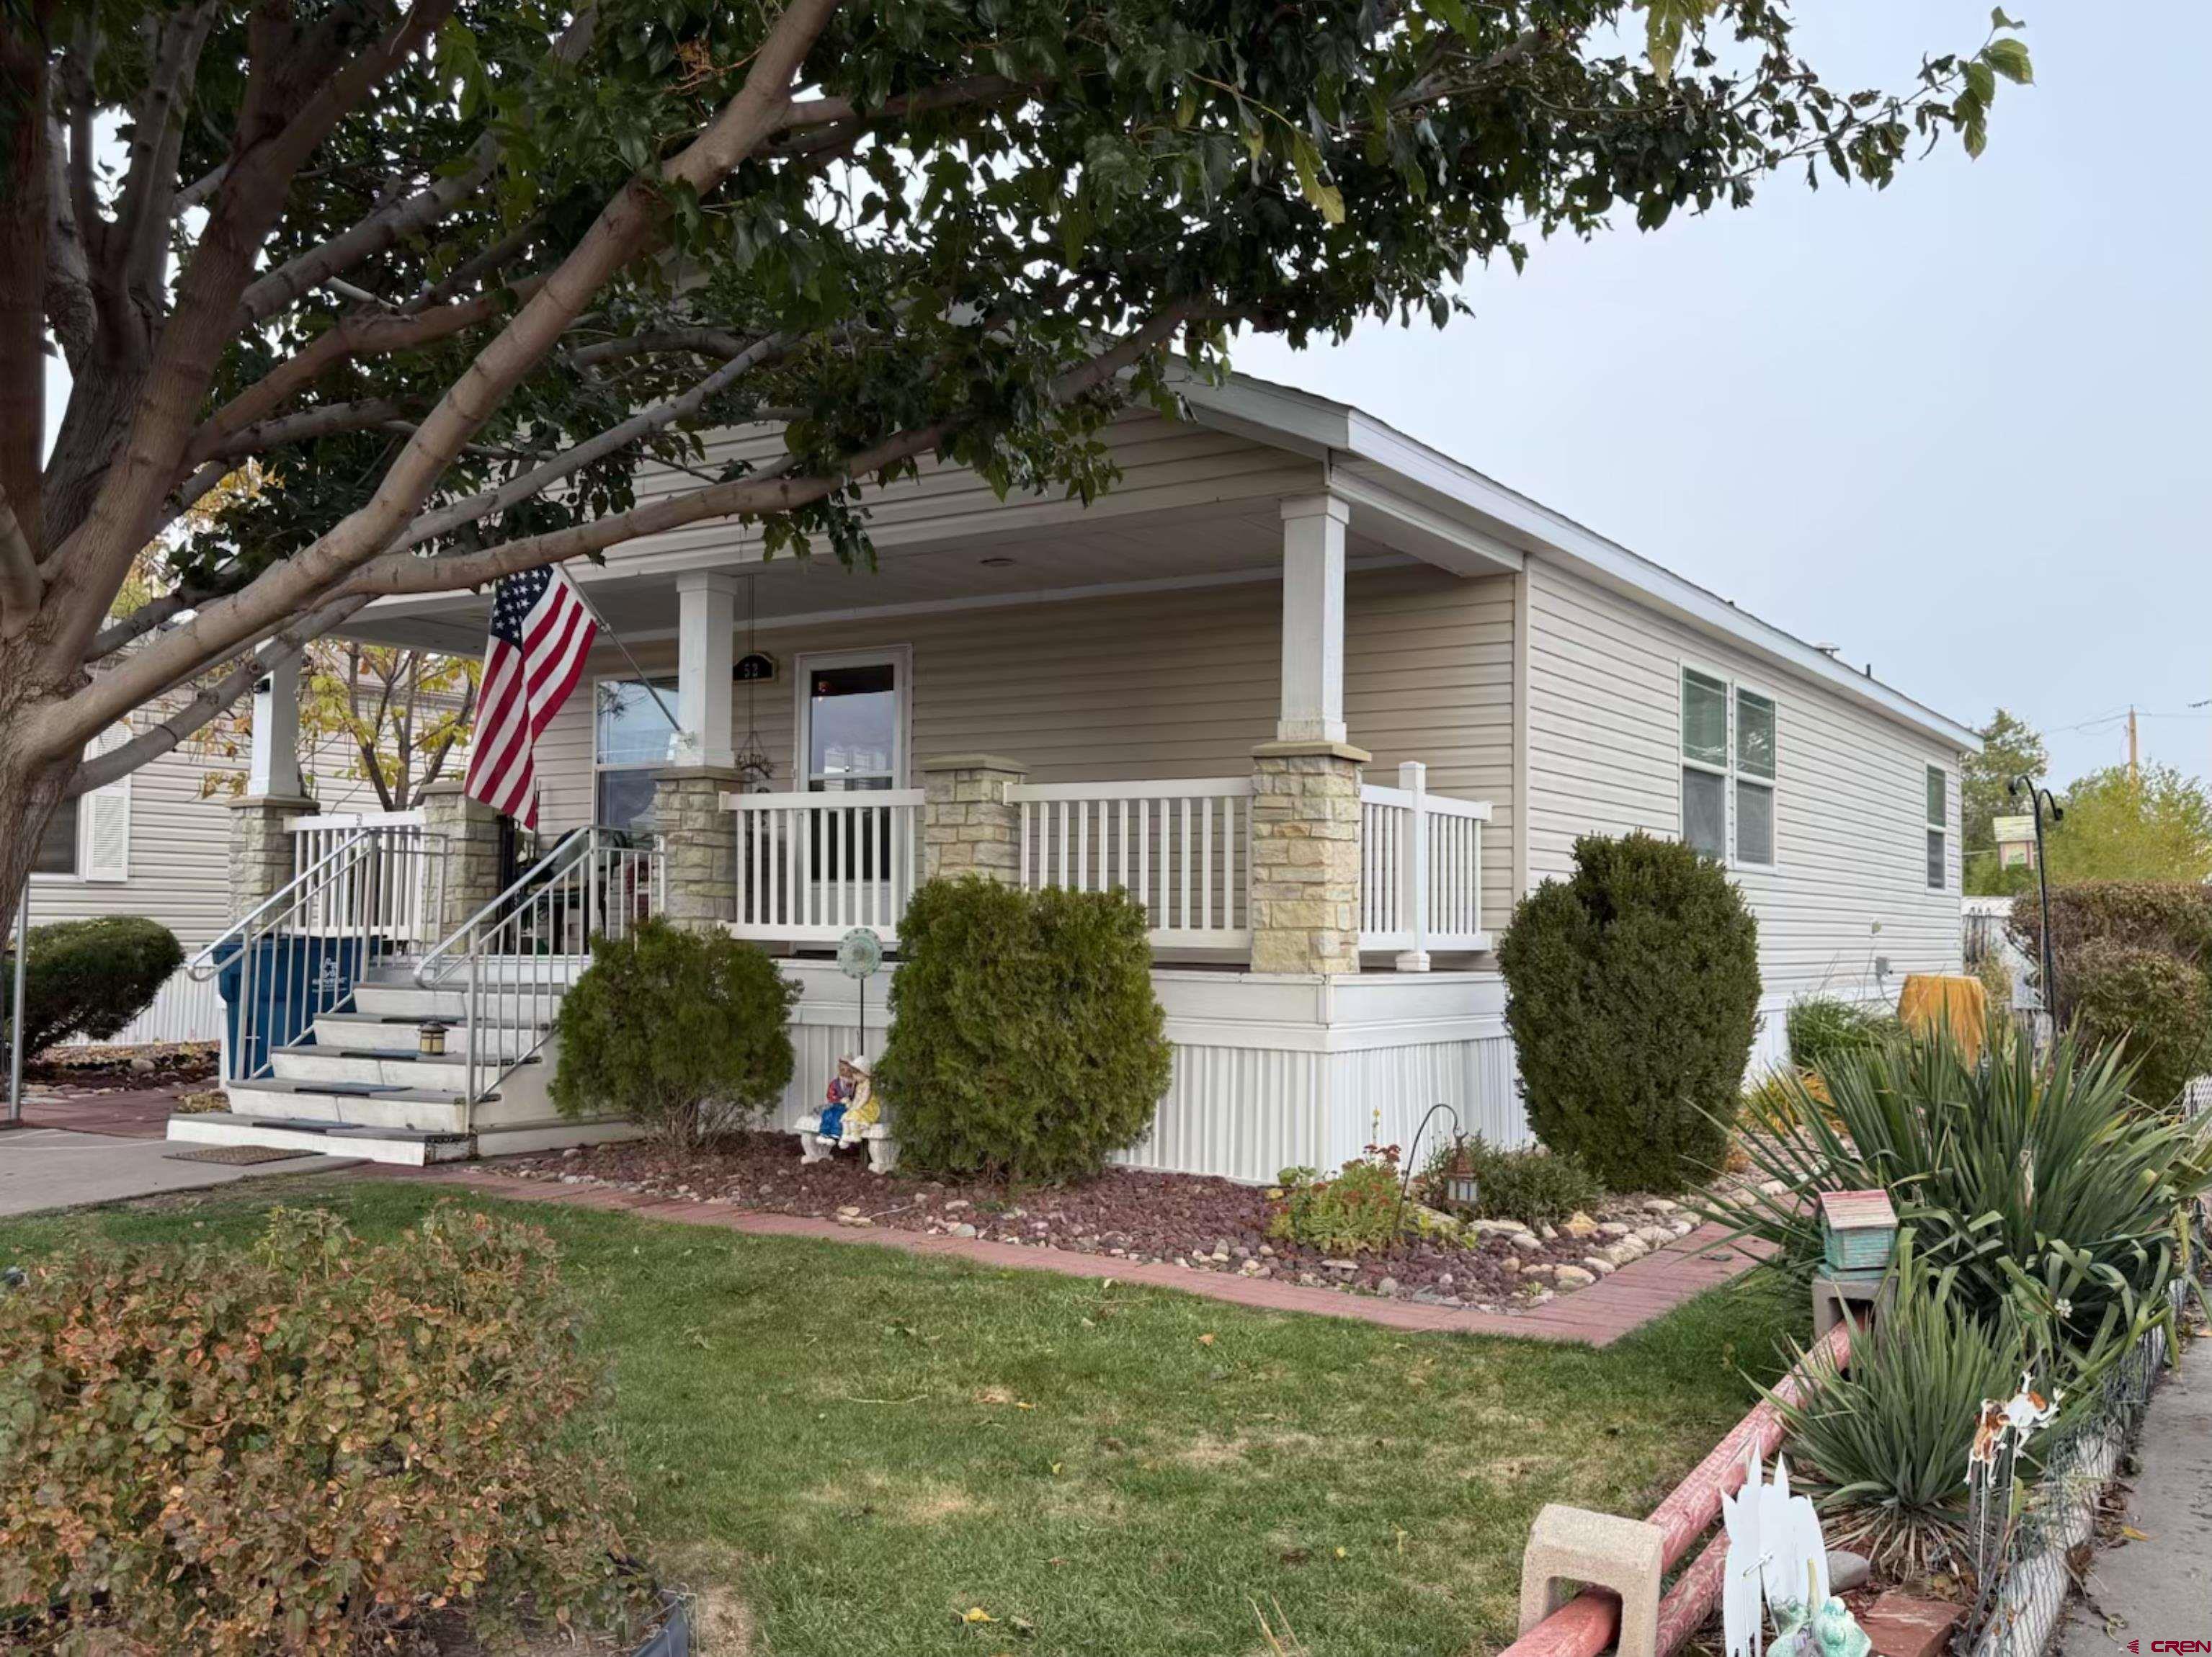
[2127,706,2140,784]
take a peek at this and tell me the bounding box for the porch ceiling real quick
[339,495,1422,653]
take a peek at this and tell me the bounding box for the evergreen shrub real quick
[1497,833,1761,1192]
[875,877,1170,1182]
[1417,1135,1603,1227]
[4,915,182,1055]
[551,918,798,1149]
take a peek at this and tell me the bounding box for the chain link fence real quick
[1958,1236,2208,1657]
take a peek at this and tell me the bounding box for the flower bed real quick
[487,1134,1705,1310]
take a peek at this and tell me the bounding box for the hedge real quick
[1,914,182,1056]
[1497,832,1761,1192]
[875,877,1171,1182]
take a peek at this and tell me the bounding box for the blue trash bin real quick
[214,935,371,1081]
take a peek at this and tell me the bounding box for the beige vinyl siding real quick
[538,562,1519,930]
[608,411,1325,568]
[1524,558,1963,998]
[27,720,381,951]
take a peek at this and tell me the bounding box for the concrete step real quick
[357,954,593,991]
[354,983,569,1023]
[168,1112,474,1166]
[269,1045,540,1091]
[311,1010,549,1059]
[223,1077,473,1135]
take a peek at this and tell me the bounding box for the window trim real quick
[31,726,133,885]
[1679,659,1780,872]
[1925,763,1950,892]
[792,645,913,792]
[591,671,680,828]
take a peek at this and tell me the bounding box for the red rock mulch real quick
[485,1132,1707,1316]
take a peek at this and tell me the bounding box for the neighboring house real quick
[28,700,379,1046]
[190,370,1976,1174]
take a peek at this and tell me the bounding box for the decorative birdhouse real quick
[1817,1189,1898,1277]
[1443,1136,1481,1214]
[417,1020,448,1058]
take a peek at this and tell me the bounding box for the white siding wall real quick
[538,562,1520,929]
[1523,558,1966,1014]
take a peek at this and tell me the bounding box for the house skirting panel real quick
[62,965,225,1048]
[767,960,1525,1185]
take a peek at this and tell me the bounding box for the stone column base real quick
[225,794,319,919]
[920,754,1028,885]
[1248,739,1369,975]
[418,780,505,938]
[650,766,741,932]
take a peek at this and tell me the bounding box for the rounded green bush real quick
[4,914,183,1055]
[1497,832,1761,1192]
[2065,938,2211,1109]
[550,918,798,1149]
[875,877,1172,1183]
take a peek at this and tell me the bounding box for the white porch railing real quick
[1014,778,1252,949]
[287,808,443,950]
[1357,763,1492,964]
[727,789,924,944]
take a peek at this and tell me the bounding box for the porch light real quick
[1443,1135,1481,1214]
[417,1020,448,1058]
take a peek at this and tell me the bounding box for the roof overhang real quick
[1178,372,1981,754]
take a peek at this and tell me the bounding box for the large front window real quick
[1681,666,1777,868]
[594,676,677,830]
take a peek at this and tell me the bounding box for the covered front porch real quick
[339,406,1522,975]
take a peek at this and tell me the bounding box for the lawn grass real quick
[0,1178,1806,1657]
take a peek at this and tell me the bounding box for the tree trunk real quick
[0,741,77,946]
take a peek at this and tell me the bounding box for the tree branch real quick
[0,483,40,634]
[396,331,800,551]
[563,327,757,369]
[64,597,368,797]
[203,397,415,464]
[185,282,535,468]
[84,586,213,661]
[38,0,844,756]
[771,74,1029,135]
[112,1,221,323]
[344,305,1195,597]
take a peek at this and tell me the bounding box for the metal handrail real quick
[407,826,664,1116]
[195,824,450,1085]
[186,832,385,982]
[411,827,589,989]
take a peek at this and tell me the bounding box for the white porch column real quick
[1395,761,1431,973]
[1277,494,1349,745]
[674,570,738,769]
[247,652,304,799]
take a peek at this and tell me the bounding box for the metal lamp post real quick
[2007,774,2063,1020]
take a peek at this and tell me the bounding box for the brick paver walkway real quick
[19,1084,188,1140]
[376,1165,1767,1346]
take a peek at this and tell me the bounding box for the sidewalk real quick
[0,1127,360,1218]
[2059,1328,2212,1656]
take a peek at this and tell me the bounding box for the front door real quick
[795,649,909,916]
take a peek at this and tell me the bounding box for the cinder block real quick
[1517,1503,1665,1657]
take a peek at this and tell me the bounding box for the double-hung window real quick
[1925,766,1949,890]
[1681,666,1776,868]
[594,676,678,831]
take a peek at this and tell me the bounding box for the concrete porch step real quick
[223,1076,476,1135]
[269,1044,538,1091]
[168,1111,475,1166]
[357,954,593,991]
[353,983,568,1023]
[311,1010,550,1058]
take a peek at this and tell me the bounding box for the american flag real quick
[462,566,597,827]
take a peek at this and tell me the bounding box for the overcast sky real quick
[1239,0,2211,788]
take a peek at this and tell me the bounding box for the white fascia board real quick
[1181,374,1981,753]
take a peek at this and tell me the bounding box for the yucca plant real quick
[1774,1237,2036,1581]
[1713,1016,2212,1375]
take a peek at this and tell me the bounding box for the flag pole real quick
[551,567,685,741]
